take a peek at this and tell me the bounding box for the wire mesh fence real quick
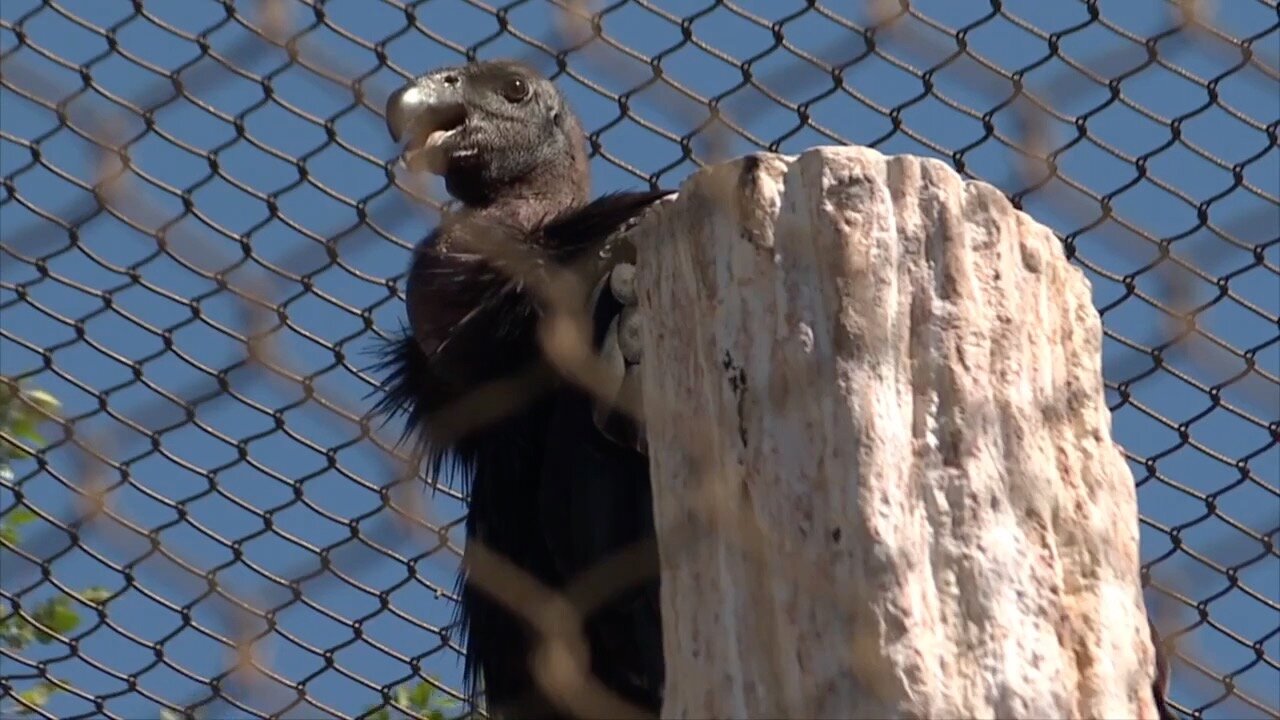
[0,0,1276,718]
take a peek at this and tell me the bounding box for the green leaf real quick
[9,414,44,446]
[22,390,61,416]
[0,385,60,460]
[1,508,35,548]
[77,587,112,606]
[32,596,80,640]
[3,507,37,525]
[0,614,38,649]
[408,682,434,709]
[0,505,34,547]
[0,438,31,461]
[394,684,412,709]
[368,680,454,719]
[14,680,59,713]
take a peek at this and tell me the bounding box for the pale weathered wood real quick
[630,146,1159,719]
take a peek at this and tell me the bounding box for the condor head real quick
[386,60,588,207]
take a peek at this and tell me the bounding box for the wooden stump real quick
[630,147,1160,719]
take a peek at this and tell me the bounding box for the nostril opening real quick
[443,74,459,86]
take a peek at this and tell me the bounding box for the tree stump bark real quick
[630,146,1160,719]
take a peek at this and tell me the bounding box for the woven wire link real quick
[0,1,1276,718]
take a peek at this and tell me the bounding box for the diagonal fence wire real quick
[0,0,1276,718]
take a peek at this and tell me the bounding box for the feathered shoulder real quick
[368,188,672,467]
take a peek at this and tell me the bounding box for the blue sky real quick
[1,1,1276,718]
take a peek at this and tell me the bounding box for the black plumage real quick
[375,60,667,719]
[374,57,1179,720]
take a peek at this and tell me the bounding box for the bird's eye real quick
[500,77,530,103]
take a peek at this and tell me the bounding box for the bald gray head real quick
[387,60,590,212]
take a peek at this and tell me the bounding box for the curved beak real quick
[386,73,468,144]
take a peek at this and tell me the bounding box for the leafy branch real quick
[365,680,465,720]
[0,380,59,468]
[0,378,110,716]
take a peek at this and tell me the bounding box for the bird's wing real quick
[534,190,671,712]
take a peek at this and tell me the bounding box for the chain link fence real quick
[1,0,1276,718]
